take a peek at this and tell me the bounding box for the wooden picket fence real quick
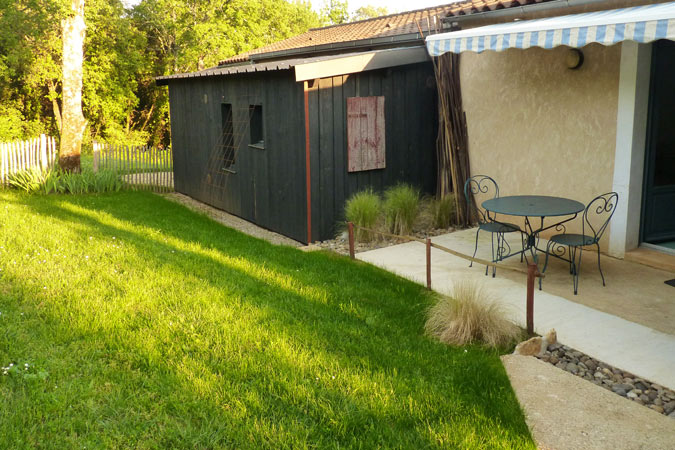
[93,142,173,192]
[0,135,58,186]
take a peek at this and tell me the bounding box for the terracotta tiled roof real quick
[220,0,556,65]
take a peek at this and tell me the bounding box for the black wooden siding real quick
[167,62,437,244]
[307,63,437,241]
[168,71,308,242]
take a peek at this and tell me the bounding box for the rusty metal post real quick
[348,222,355,260]
[426,238,432,290]
[526,263,536,335]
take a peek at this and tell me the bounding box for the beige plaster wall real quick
[460,42,622,246]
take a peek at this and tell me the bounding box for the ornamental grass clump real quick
[345,189,381,242]
[383,183,419,235]
[431,194,457,229]
[6,167,123,194]
[425,281,522,349]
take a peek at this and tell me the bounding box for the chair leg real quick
[540,240,552,291]
[596,242,606,287]
[470,228,480,268]
[491,233,501,278]
[572,246,583,295]
[488,232,494,276]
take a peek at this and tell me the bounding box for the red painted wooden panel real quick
[347,96,385,172]
[347,97,362,172]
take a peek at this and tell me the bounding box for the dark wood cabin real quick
[155,3,458,243]
[158,54,437,243]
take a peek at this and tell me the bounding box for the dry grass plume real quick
[425,281,522,348]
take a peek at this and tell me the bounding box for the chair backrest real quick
[464,175,499,223]
[583,192,619,243]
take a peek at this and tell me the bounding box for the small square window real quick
[249,104,264,149]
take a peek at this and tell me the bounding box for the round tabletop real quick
[482,195,584,217]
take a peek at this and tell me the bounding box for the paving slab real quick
[502,355,675,450]
[357,229,675,390]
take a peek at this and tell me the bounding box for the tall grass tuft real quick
[383,183,419,235]
[425,282,522,349]
[431,194,457,229]
[7,167,49,193]
[5,168,123,194]
[345,189,381,242]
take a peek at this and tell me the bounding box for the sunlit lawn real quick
[0,191,534,449]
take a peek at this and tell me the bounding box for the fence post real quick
[426,238,432,290]
[526,263,536,335]
[347,222,355,259]
[92,143,100,173]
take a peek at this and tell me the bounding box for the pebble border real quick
[537,343,675,419]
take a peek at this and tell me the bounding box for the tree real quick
[351,5,388,21]
[321,0,348,25]
[59,0,87,171]
[131,0,321,147]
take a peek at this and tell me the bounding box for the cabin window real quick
[347,96,385,172]
[221,103,236,169]
[249,104,264,149]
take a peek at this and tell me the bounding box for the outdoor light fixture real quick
[565,48,584,70]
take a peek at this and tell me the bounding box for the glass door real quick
[642,40,675,249]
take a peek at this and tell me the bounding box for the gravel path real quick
[162,193,302,247]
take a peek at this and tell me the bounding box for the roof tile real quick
[220,1,554,65]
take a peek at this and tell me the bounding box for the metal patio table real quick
[481,195,585,265]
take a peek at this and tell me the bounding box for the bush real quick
[345,189,381,242]
[6,167,123,194]
[383,183,419,235]
[425,282,522,348]
[431,194,457,229]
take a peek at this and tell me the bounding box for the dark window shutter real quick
[347,96,385,172]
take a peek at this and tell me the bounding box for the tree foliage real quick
[351,5,389,22]
[321,0,348,25]
[0,0,322,148]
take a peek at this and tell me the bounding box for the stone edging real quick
[537,343,675,418]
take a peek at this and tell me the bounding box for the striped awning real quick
[426,2,675,56]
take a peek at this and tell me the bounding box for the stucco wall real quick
[461,42,622,245]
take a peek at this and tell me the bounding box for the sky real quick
[121,0,456,16]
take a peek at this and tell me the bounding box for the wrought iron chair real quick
[541,192,618,295]
[464,175,523,277]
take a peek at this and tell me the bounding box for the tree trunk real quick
[48,79,63,137]
[59,0,87,172]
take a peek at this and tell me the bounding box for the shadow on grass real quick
[0,191,534,448]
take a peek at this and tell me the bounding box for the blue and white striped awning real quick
[426,2,675,56]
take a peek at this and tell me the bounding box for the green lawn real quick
[0,191,534,449]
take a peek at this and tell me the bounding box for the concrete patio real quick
[357,227,675,390]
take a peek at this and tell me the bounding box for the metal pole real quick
[527,263,536,334]
[348,222,355,260]
[426,238,432,290]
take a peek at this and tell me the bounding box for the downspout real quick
[304,81,312,244]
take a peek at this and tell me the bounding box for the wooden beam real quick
[304,80,312,244]
[294,47,430,82]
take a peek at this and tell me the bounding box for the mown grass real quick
[0,191,534,449]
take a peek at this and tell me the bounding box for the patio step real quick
[624,247,675,274]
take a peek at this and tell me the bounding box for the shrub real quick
[425,282,522,348]
[383,183,419,235]
[431,194,457,229]
[345,189,381,242]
